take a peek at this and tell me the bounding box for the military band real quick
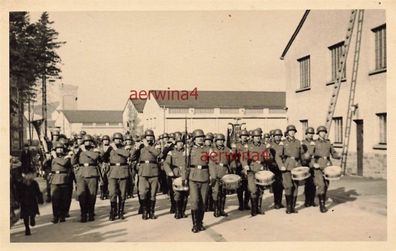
[38,123,341,233]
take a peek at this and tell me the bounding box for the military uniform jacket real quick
[301,139,316,167]
[241,142,268,173]
[209,145,232,179]
[164,147,188,180]
[72,148,100,178]
[105,146,131,179]
[132,144,161,177]
[312,138,340,170]
[283,137,302,171]
[269,141,285,170]
[50,156,73,185]
[187,144,210,182]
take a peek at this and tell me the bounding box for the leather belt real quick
[190,165,208,170]
[51,171,68,174]
[80,163,95,167]
[139,160,157,164]
[110,163,127,166]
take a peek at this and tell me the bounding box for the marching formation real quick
[13,124,342,235]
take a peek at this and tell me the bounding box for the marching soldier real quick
[71,135,101,222]
[103,132,132,221]
[58,137,74,218]
[209,133,232,218]
[50,142,74,223]
[301,127,317,207]
[125,134,135,199]
[159,133,170,195]
[268,129,285,209]
[234,129,251,211]
[263,133,270,145]
[312,126,341,213]
[132,129,163,220]
[99,135,111,200]
[164,132,189,219]
[188,129,210,233]
[204,132,214,212]
[281,125,302,214]
[241,129,269,216]
[165,133,177,213]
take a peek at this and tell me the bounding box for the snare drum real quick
[291,166,310,186]
[172,177,189,191]
[221,174,241,191]
[323,166,342,180]
[255,170,275,187]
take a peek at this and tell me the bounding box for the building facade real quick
[281,10,386,178]
[129,90,288,137]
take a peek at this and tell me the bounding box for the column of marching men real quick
[40,124,341,233]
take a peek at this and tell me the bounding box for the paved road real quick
[10,176,386,242]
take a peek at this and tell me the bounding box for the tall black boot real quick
[181,196,188,218]
[170,196,176,214]
[319,194,328,213]
[118,200,125,220]
[149,200,157,219]
[304,188,311,207]
[292,196,298,214]
[100,185,105,200]
[237,189,244,211]
[24,218,31,235]
[213,200,220,217]
[197,209,206,231]
[220,195,229,217]
[208,193,214,212]
[138,194,143,214]
[175,200,181,219]
[244,191,251,210]
[109,202,116,221]
[285,195,292,214]
[142,199,149,220]
[250,197,257,216]
[311,187,317,207]
[191,210,199,233]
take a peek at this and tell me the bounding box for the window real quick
[377,113,387,144]
[82,122,94,126]
[245,108,263,114]
[329,42,346,81]
[333,117,343,144]
[220,108,239,114]
[168,108,189,114]
[95,122,106,126]
[108,122,120,126]
[300,120,308,139]
[297,56,310,89]
[269,109,286,114]
[372,24,386,70]
[195,108,214,114]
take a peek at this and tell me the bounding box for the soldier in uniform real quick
[132,129,163,220]
[103,132,131,221]
[204,132,214,212]
[241,129,269,216]
[50,142,74,223]
[125,134,135,199]
[158,133,170,195]
[281,125,302,214]
[99,135,111,200]
[71,135,101,222]
[164,132,189,219]
[263,133,270,145]
[312,126,341,213]
[59,137,75,218]
[188,129,210,233]
[267,129,285,209]
[164,133,177,213]
[234,129,251,211]
[301,127,317,207]
[209,133,233,217]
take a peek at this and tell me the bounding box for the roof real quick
[147,90,286,109]
[62,110,123,123]
[280,10,310,60]
[130,99,147,113]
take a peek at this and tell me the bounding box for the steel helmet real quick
[215,133,226,141]
[252,129,262,137]
[168,133,175,140]
[52,130,60,136]
[286,125,297,133]
[192,129,205,139]
[54,142,64,149]
[144,129,155,137]
[240,129,249,136]
[205,133,214,141]
[113,132,124,140]
[305,127,315,134]
[263,133,270,139]
[274,129,283,136]
[83,135,94,142]
[316,126,328,134]
[124,134,133,141]
[59,137,69,146]
[102,135,110,141]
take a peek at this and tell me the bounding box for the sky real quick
[29,11,304,110]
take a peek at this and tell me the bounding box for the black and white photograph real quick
[2,0,395,248]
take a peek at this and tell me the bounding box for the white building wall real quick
[284,10,386,178]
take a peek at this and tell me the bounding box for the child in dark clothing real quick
[16,171,43,235]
